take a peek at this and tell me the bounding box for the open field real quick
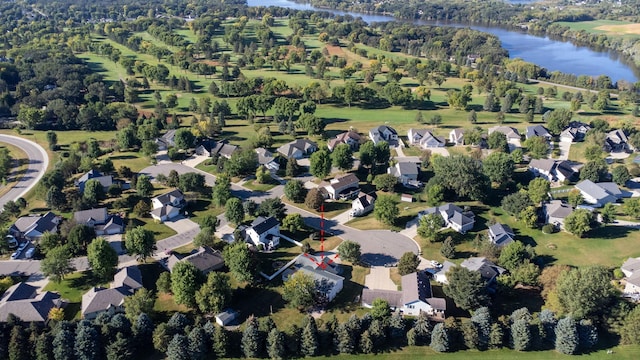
[557,20,640,38]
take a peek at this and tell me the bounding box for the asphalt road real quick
[0,135,49,211]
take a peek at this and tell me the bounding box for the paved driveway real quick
[365,266,398,291]
[558,139,571,160]
[164,216,200,233]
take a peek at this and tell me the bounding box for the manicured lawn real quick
[130,217,177,241]
[243,178,278,192]
[283,197,353,219]
[346,193,427,231]
[100,151,153,173]
[43,271,108,319]
[257,239,302,276]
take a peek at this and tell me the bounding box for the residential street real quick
[0,135,49,211]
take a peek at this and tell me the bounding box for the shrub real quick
[541,224,556,234]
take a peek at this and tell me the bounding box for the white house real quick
[488,223,515,247]
[351,193,376,217]
[543,200,573,229]
[75,169,113,193]
[488,126,520,141]
[285,254,344,303]
[407,129,446,149]
[245,216,280,249]
[9,212,60,241]
[152,189,185,210]
[528,159,579,183]
[575,180,623,207]
[449,128,465,145]
[387,162,419,186]
[419,203,475,234]
[621,257,640,297]
[369,125,398,145]
[560,122,590,142]
[255,148,280,171]
[327,130,361,151]
[151,205,180,222]
[277,139,318,159]
[324,173,360,200]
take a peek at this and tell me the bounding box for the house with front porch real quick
[245,216,280,250]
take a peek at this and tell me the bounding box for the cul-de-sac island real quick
[2,0,640,358]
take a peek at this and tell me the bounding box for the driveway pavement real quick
[331,209,352,225]
[364,266,398,291]
[163,216,200,233]
[182,154,210,168]
[558,139,571,160]
[0,135,49,211]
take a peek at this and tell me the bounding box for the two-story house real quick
[245,216,281,250]
[369,125,398,145]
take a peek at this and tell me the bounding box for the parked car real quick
[24,248,35,259]
[384,262,398,268]
[10,252,19,260]
[18,241,29,251]
[430,260,443,269]
[5,235,18,248]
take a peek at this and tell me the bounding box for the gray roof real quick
[76,169,102,184]
[372,125,397,135]
[529,158,556,173]
[81,287,129,316]
[299,265,344,284]
[488,223,515,246]
[11,212,58,235]
[154,189,184,206]
[250,216,280,236]
[434,261,456,278]
[327,173,360,193]
[394,162,419,176]
[450,128,464,138]
[461,257,506,282]
[545,200,573,219]
[607,129,628,144]
[150,204,179,218]
[423,203,474,227]
[576,180,620,202]
[111,266,143,291]
[526,125,551,138]
[622,257,640,275]
[361,289,402,308]
[167,246,224,273]
[0,283,62,323]
[401,272,446,311]
[216,309,238,325]
[353,193,376,209]
[277,139,317,157]
[211,142,239,158]
[255,148,276,165]
[74,208,109,225]
[489,126,520,139]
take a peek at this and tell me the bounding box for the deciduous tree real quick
[337,240,361,263]
[87,237,118,281]
[443,266,489,311]
[374,195,399,226]
[223,242,257,284]
[41,245,74,283]
[195,272,232,314]
[171,262,202,309]
[125,227,156,261]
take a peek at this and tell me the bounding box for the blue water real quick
[248,0,640,83]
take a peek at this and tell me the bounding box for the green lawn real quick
[130,217,177,241]
[243,178,278,192]
[556,20,640,39]
[346,192,427,231]
[43,271,108,319]
[283,197,352,219]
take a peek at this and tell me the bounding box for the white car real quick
[24,248,35,259]
[10,252,19,260]
[430,260,443,269]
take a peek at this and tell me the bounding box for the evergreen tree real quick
[368,319,387,351]
[440,236,456,258]
[359,330,374,354]
[413,312,431,345]
[35,332,53,360]
[285,325,301,357]
[555,317,579,355]
[188,327,208,360]
[166,334,190,360]
[75,320,101,360]
[242,316,261,358]
[267,328,285,360]
[538,309,557,346]
[511,319,531,351]
[389,312,406,342]
[462,320,479,350]
[106,333,133,360]
[334,323,355,354]
[8,325,27,360]
[53,325,75,360]
[132,313,155,354]
[489,323,504,349]
[578,319,598,351]
[301,315,318,356]
[471,307,492,350]
[430,323,449,352]
[286,156,300,177]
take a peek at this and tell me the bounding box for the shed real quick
[401,194,413,203]
[215,309,238,326]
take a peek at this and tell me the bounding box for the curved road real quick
[0,135,49,211]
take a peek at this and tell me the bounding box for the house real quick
[575,180,623,207]
[9,212,60,241]
[351,193,376,217]
[152,189,185,210]
[420,203,475,234]
[488,126,521,141]
[605,129,631,152]
[525,125,552,140]
[75,169,113,193]
[245,216,280,250]
[150,205,180,222]
[324,173,360,200]
[369,125,398,145]
[449,128,465,145]
[621,257,640,297]
[362,272,446,320]
[528,159,579,183]
[488,223,515,247]
[81,266,143,320]
[460,257,506,291]
[155,129,176,150]
[544,200,574,229]
[195,139,239,159]
[277,139,318,159]
[73,208,124,235]
[387,162,419,186]
[167,246,225,274]
[215,309,239,326]
[560,122,590,142]
[284,254,345,303]
[407,129,446,149]
[327,130,361,151]
[255,148,280,171]
[0,283,63,323]
[432,261,456,284]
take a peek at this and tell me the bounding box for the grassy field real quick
[556,20,640,39]
[346,192,427,231]
[243,178,278,192]
[43,271,108,320]
[130,217,177,241]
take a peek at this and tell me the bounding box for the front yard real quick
[43,271,108,320]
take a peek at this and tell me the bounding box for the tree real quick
[83,179,105,205]
[398,252,420,275]
[304,188,324,211]
[499,241,534,271]
[255,166,271,184]
[241,317,261,358]
[9,325,27,360]
[524,136,549,159]
[374,141,391,165]
[580,160,608,182]
[156,272,172,293]
[619,306,640,344]
[431,154,490,201]
[487,132,509,152]
[331,144,354,171]
[371,299,391,321]
[47,131,58,150]
[171,262,201,309]
[286,157,300,177]
[125,227,156,261]
[564,209,593,237]
[187,327,207,360]
[555,317,579,355]
[124,288,155,321]
[425,184,444,206]
[173,129,195,150]
[53,323,75,360]
[483,152,514,185]
[284,180,306,203]
[612,166,631,186]
[584,145,604,161]
[46,185,66,210]
[511,319,531,351]
[337,241,361,263]
[282,213,305,232]
[267,328,285,360]
[117,125,138,150]
[87,237,118,281]
[500,190,533,217]
[212,175,231,208]
[546,109,573,134]
[298,113,325,135]
[301,316,319,356]
[178,173,205,193]
[225,198,244,225]
[441,236,456,258]
[468,110,478,124]
[75,320,101,360]
[257,198,287,220]
[136,174,153,197]
[166,334,189,360]
[223,242,257,284]
[41,245,74,283]
[567,189,583,207]
[67,224,96,256]
[430,323,449,352]
[374,195,399,226]
[555,266,615,318]
[373,174,397,192]
[195,272,232,314]
[310,149,332,179]
[625,198,640,219]
[359,141,375,169]
[600,203,617,225]
[528,178,550,204]
[443,266,490,311]
[134,200,151,217]
[417,212,444,242]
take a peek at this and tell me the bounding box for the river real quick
[247,0,640,83]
